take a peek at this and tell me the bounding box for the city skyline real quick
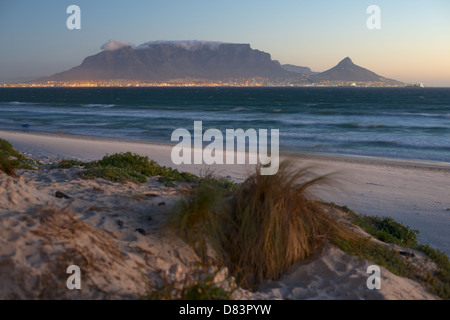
[1,0,449,86]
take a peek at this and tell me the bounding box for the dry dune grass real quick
[31,205,126,278]
[2,204,150,299]
[167,161,358,288]
[224,162,355,287]
[31,205,124,263]
[28,205,128,298]
[165,177,229,262]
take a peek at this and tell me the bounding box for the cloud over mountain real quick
[101,40,135,51]
[136,40,226,51]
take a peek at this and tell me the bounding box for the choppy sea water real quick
[0,87,449,163]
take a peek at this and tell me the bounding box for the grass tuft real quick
[0,138,39,176]
[223,162,343,287]
[165,177,231,261]
[166,160,349,288]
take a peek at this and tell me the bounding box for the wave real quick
[81,104,116,108]
[277,119,320,126]
[336,122,385,129]
[379,111,450,119]
[229,107,248,112]
[345,140,450,151]
[4,101,38,106]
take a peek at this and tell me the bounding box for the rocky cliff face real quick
[282,64,316,76]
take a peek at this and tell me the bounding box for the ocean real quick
[0,87,449,163]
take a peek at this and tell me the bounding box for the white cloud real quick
[136,40,228,51]
[101,40,135,51]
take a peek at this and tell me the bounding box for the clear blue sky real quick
[1,0,449,86]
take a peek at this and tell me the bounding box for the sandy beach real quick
[2,130,449,255]
[0,129,448,300]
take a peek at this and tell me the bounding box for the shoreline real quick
[1,129,449,256]
[0,129,448,299]
[2,129,450,171]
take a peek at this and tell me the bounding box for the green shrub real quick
[416,244,450,299]
[143,273,233,300]
[57,152,200,185]
[0,138,38,176]
[56,159,85,169]
[158,176,176,187]
[81,167,148,184]
[86,152,160,175]
[332,236,415,277]
[346,212,419,248]
[331,203,449,299]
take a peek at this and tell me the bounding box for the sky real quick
[0,0,449,86]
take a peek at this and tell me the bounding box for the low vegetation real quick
[0,138,39,177]
[57,152,198,186]
[332,204,450,299]
[415,244,450,299]
[331,236,416,278]
[143,273,234,300]
[80,167,148,184]
[56,159,84,169]
[344,208,419,248]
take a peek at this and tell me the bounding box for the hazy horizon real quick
[1,0,449,86]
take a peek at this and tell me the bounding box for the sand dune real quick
[0,130,447,299]
[0,168,439,300]
[2,130,449,255]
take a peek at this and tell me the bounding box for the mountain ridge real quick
[42,42,297,81]
[40,41,403,85]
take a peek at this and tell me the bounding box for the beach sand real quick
[0,130,447,300]
[3,130,449,255]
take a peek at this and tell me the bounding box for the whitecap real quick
[81,104,116,108]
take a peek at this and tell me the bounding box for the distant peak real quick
[337,57,354,66]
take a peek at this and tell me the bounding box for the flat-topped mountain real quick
[43,41,296,81]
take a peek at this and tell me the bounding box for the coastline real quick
[1,129,449,257]
[2,129,450,170]
[0,129,448,300]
